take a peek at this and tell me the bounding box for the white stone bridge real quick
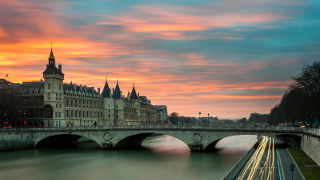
[18,123,303,151]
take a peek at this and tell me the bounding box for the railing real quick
[0,122,303,132]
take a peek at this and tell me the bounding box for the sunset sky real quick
[1,0,319,119]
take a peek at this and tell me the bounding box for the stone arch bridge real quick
[27,125,302,151]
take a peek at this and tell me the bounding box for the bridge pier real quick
[188,144,203,152]
[101,141,113,150]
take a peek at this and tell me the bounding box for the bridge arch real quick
[275,133,301,148]
[203,133,302,151]
[112,131,192,150]
[34,132,104,148]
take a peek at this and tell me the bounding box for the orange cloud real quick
[0,1,294,119]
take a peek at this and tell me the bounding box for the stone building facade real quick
[0,49,167,128]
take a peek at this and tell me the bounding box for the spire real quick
[101,77,111,98]
[130,82,138,100]
[48,43,55,65]
[113,80,121,99]
[115,80,120,92]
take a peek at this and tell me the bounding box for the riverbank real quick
[288,148,320,180]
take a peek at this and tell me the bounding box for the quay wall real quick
[0,129,33,151]
[301,129,320,166]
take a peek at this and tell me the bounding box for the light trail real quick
[238,136,276,180]
[238,137,266,179]
[238,136,267,180]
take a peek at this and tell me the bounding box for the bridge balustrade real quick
[1,123,305,132]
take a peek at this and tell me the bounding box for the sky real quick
[0,0,319,119]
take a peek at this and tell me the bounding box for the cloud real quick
[96,3,286,41]
[0,0,318,118]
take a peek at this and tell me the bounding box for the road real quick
[235,136,305,180]
[237,136,279,180]
[277,147,304,180]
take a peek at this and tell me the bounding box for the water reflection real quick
[0,135,257,180]
[142,135,191,156]
[142,135,257,155]
[216,135,258,154]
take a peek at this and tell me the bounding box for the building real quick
[0,48,167,128]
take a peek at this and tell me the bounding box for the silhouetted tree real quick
[269,61,320,126]
[168,112,179,124]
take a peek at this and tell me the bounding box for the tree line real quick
[269,61,320,126]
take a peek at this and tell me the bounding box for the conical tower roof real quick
[49,48,55,59]
[43,47,63,76]
[113,80,121,99]
[115,80,120,92]
[130,83,138,100]
[101,77,111,97]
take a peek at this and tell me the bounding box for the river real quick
[0,135,257,180]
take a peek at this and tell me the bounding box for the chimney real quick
[98,88,100,94]
[58,64,62,71]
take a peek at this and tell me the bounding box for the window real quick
[48,83,50,90]
[48,93,50,100]
[66,110,69,117]
[59,84,61,90]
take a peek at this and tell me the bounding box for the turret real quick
[102,77,111,97]
[43,47,65,127]
[113,80,122,99]
[130,83,138,100]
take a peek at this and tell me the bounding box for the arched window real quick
[44,104,53,118]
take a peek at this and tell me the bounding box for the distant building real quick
[0,48,167,127]
[249,112,269,123]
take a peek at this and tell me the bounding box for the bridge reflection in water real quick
[142,135,258,156]
[0,136,259,180]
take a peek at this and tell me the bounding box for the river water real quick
[0,135,257,180]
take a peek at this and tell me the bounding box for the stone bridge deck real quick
[0,124,303,152]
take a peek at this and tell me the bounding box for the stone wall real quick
[0,129,33,151]
[301,129,320,166]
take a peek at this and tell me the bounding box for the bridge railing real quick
[1,122,303,131]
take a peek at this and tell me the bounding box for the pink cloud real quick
[97,4,285,40]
